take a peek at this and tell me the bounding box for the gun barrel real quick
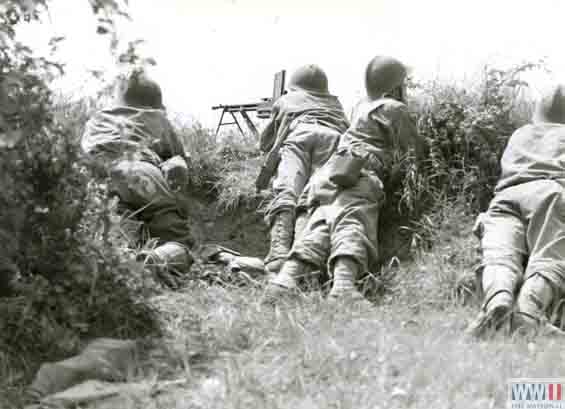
[211,100,271,111]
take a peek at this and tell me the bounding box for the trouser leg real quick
[270,258,311,289]
[481,265,519,312]
[467,200,526,337]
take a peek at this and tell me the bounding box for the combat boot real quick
[465,265,516,339]
[294,211,309,242]
[465,291,513,339]
[327,256,370,307]
[262,258,308,305]
[512,273,565,338]
[264,210,294,274]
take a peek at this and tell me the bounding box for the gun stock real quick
[255,148,281,192]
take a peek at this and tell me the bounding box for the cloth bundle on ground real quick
[200,244,266,279]
[28,338,138,400]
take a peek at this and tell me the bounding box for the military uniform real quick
[264,56,422,304]
[468,84,565,337]
[259,65,349,274]
[82,73,193,286]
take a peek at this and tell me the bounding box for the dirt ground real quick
[183,192,270,258]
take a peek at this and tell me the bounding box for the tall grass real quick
[175,121,270,212]
[375,62,541,267]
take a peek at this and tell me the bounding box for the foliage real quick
[409,62,539,212]
[378,61,542,255]
[175,121,269,211]
[0,0,161,391]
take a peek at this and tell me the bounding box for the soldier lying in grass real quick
[81,69,194,288]
[467,84,565,338]
[258,65,349,275]
[263,56,424,305]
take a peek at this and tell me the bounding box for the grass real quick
[3,139,552,409]
[9,206,554,409]
[88,275,565,409]
[85,197,561,409]
[175,121,270,213]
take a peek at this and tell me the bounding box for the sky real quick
[17,0,565,129]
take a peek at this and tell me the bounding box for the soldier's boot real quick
[264,210,294,275]
[294,211,309,242]
[465,265,516,339]
[328,256,370,307]
[262,258,309,305]
[513,273,565,337]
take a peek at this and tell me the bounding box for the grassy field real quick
[84,258,565,409]
[13,206,556,409]
[143,286,565,409]
[5,142,563,409]
[9,185,564,409]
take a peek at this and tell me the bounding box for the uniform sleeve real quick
[371,102,425,161]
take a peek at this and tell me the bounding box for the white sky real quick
[17,0,565,128]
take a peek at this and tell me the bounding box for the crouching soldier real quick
[81,69,194,288]
[467,84,565,338]
[264,56,423,304]
[257,64,349,275]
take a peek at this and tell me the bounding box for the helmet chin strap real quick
[383,84,406,102]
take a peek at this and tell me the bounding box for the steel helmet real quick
[288,64,329,94]
[115,70,164,109]
[365,56,407,100]
[533,84,565,124]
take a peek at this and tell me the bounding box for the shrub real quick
[175,120,269,211]
[378,62,542,259]
[408,63,538,213]
[0,98,162,379]
[0,0,161,392]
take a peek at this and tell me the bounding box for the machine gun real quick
[212,70,286,138]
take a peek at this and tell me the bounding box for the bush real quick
[0,99,161,381]
[409,63,538,212]
[175,120,269,211]
[0,1,161,392]
[378,62,541,258]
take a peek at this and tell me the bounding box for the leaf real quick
[48,35,65,47]
[89,69,104,80]
[0,31,12,47]
[0,129,23,149]
[21,0,37,14]
[143,57,157,66]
